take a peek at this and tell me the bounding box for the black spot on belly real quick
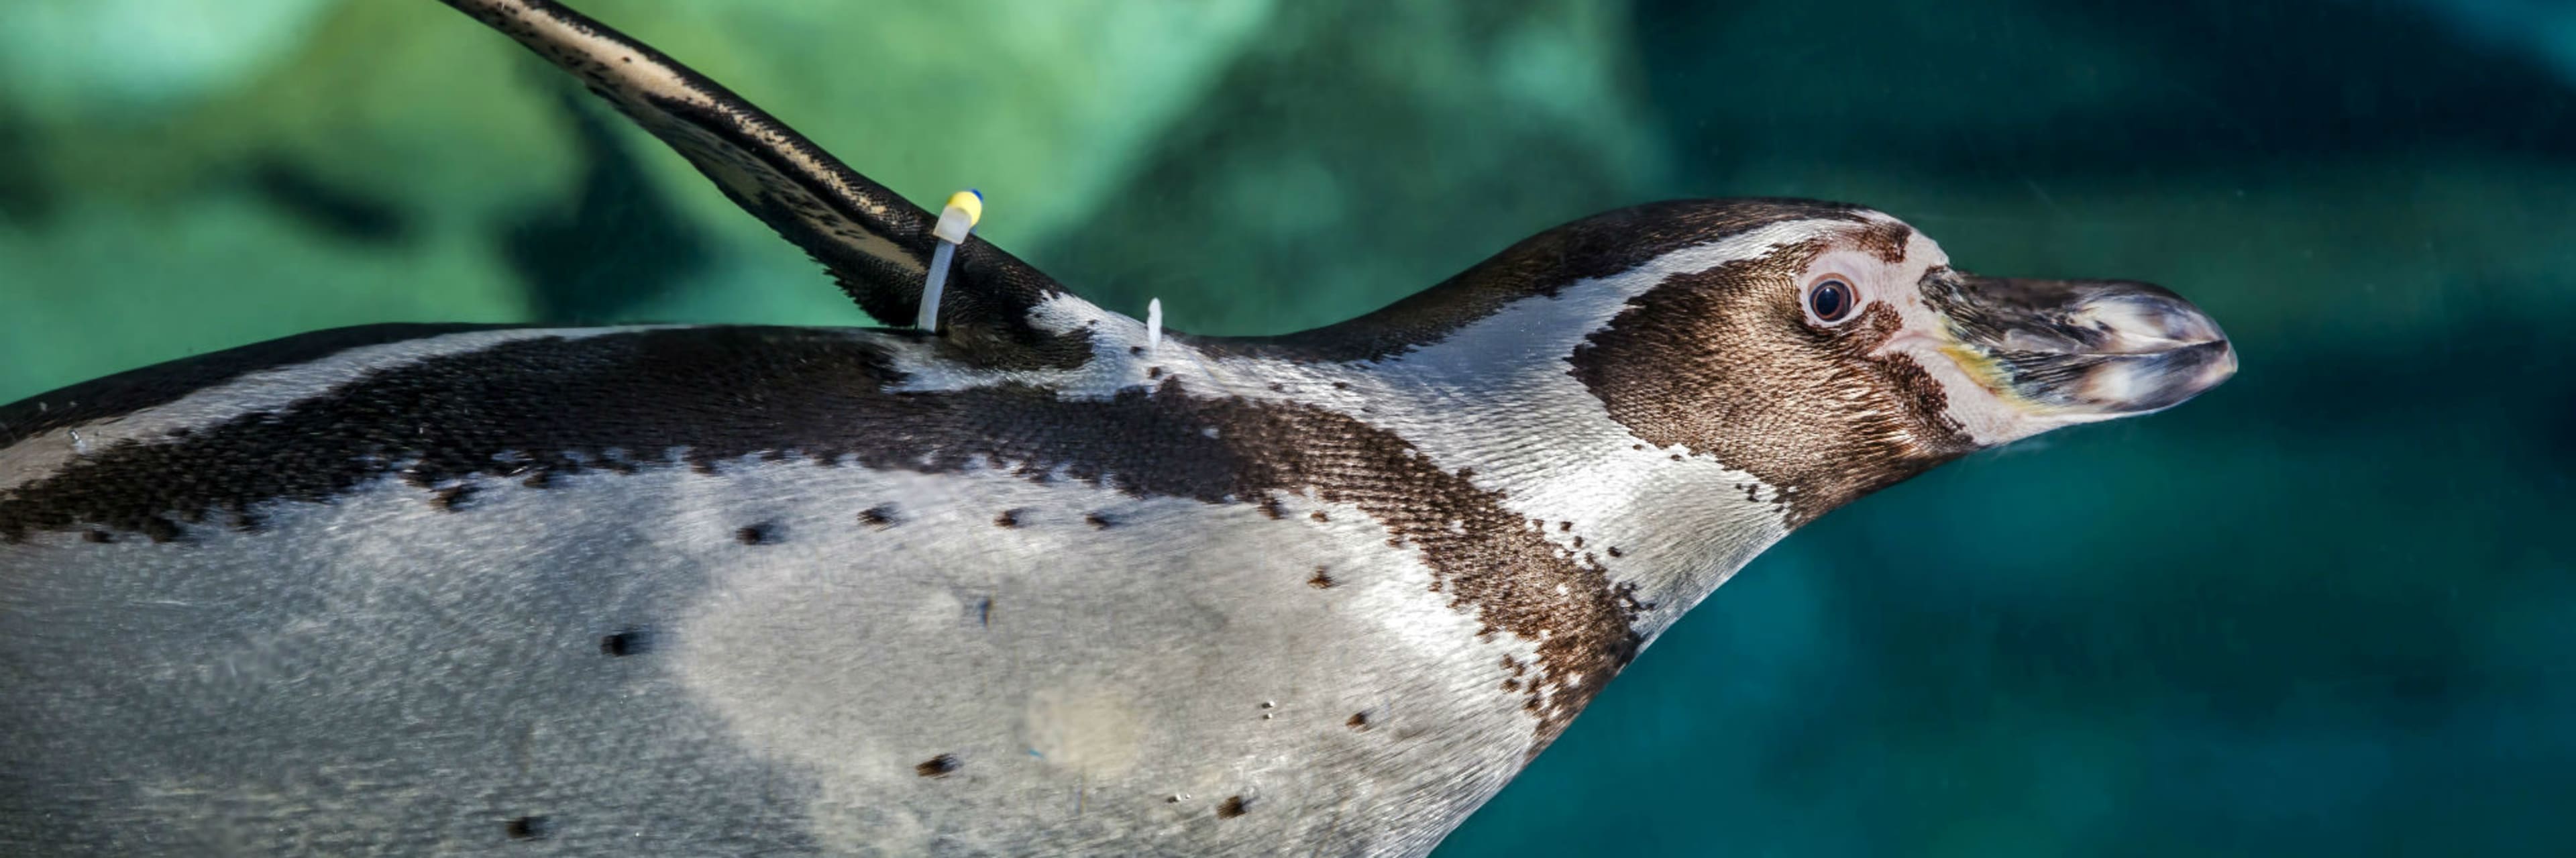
[916,755,960,777]
[735,523,775,545]
[859,504,896,527]
[431,484,476,511]
[504,816,551,840]
[1307,567,1335,589]
[1216,796,1249,818]
[1309,510,1329,523]
[993,509,1022,529]
[600,628,651,657]
[1083,512,1114,529]
[1346,712,1371,731]
[138,517,181,544]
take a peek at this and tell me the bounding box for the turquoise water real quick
[3,1,2570,854]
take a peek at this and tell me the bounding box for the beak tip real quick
[1937,272,2237,422]
[2096,290,2236,409]
[2167,337,2238,409]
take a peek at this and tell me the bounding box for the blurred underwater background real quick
[2,0,2571,854]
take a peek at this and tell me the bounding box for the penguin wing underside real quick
[438,0,1089,370]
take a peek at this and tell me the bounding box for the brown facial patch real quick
[1568,244,1975,525]
[1855,219,1913,264]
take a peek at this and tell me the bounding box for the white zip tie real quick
[916,189,983,332]
[1146,298,1163,352]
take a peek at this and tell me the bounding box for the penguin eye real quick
[1807,278,1856,323]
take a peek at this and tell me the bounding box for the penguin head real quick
[1569,200,2235,523]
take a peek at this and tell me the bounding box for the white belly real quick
[0,457,1540,856]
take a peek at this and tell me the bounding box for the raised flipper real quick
[437,0,1090,369]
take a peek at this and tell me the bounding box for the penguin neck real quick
[1193,280,1795,647]
[1360,335,1792,645]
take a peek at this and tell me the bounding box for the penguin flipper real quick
[438,0,1089,369]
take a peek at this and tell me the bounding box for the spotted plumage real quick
[0,1,2236,855]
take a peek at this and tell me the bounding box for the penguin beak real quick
[1921,272,2237,420]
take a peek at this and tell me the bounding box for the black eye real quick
[1808,278,1855,322]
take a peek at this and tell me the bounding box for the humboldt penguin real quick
[0,1,2237,855]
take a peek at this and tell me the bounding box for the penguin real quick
[0,1,2238,855]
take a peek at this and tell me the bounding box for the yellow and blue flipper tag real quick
[916,189,983,331]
